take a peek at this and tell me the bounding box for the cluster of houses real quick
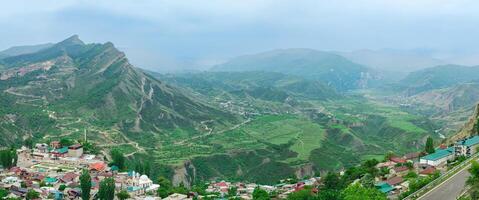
[0,142,160,199]
[203,177,321,200]
[2,135,479,199]
[374,135,479,198]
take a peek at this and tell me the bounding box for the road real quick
[418,165,470,200]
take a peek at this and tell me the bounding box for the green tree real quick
[425,137,435,154]
[157,177,172,198]
[317,189,341,200]
[116,190,130,200]
[26,189,40,200]
[360,173,375,188]
[0,148,17,169]
[322,172,342,190]
[24,138,33,149]
[467,161,479,199]
[79,169,91,200]
[110,149,125,170]
[341,183,387,200]
[228,186,238,198]
[60,138,74,147]
[0,188,9,199]
[252,187,270,200]
[98,177,115,200]
[287,186,316,200]
[59,184,67,191]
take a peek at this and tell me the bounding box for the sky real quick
[1,0,479,71]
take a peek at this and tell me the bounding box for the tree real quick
[116,190,130,200]
[341,183,387,200]
[317,189,341,200]
[252,187,270,200]
[24,138,33,149]
[287,186,316,200]
[0,188,9,199]
[0,148,17,169]
[157,177,172,198]
[110,149,125,170]
[79,169,91,200]
[467,161,479,199]
[360,173,375,188]
[98,177,115,200]
[26,189,40,200]
[59,184,67,191]
[60,138,74,147]
[322,172,342,190]
[228,187,238,198]
[425,137,435,154]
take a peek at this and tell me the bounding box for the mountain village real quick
[0,134,478,200]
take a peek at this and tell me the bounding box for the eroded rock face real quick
[295,164,315,179]
[448,103,479,144]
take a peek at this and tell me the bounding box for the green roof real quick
[375,182,394,193]
[55,147,68,154]
[457,136,479,147]
[45,177,58,183]
[421,147,454,161]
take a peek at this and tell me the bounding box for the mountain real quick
[0,35,238,145]
[399,65,479,95]
[211,49,374,91]
[0,43,53,59]
[337,49,447,72]
[155,71,340,102]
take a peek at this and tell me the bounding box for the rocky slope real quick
[0,35,238,145]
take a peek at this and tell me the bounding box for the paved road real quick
[418,166,470,200]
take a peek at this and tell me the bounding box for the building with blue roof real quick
[375,182,394,194]
[455,135,479,157]
[419,147,455,166]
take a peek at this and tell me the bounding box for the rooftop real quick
[457,135,479,147]
[420,147,454,161]
[375,182,394,193]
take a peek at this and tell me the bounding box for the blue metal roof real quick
[420,147,454,161]
[375,182,394,193]
[457,136,479,147]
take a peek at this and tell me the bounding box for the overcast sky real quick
[1,0,479,71]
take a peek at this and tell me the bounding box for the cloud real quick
[1,0,479,70]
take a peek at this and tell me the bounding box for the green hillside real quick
[400,65,479,95]
[211,49,375,91]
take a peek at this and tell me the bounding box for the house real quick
[68,144,83,158]
[419,147,455,166]
[390,157,407,164]
[60,172,78,183]
[390,166,409,176]
[455,136,479,157]
[375,182,394,194]
[403,152,421,160]
[50,147,68,158]
[50,141,61,149]
[419,166,437,176]
[35,143,49,153]
[89,162,107,172]
[376,161,396,169]
[386,176,404,186]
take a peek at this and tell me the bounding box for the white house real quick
[419,147,455,166]
[455,136,479,157]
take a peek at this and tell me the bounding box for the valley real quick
[1,36,478,187]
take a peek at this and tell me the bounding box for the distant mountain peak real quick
[56,35,85,47]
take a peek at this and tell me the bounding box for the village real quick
[0,135,478,199]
